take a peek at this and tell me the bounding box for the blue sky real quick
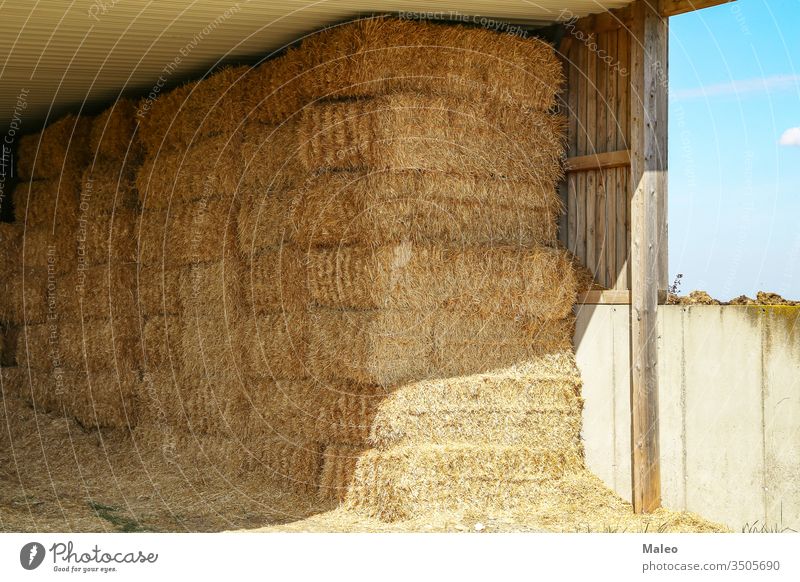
[668,0,800,300]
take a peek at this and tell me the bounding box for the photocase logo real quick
[20,542,46,570]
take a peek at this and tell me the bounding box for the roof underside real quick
[0,0,633,132]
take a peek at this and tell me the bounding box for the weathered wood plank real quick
[629,0,666,514]
[565,149,631,172]
[660,0,735,17]
[576,40,587,264]
[585,41,597,276]
[605,31,619,288]
[615,25,630,290]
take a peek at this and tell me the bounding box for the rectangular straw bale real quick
[232,313,308,379]
[179,259,243,317]
[136,265,184,316]
[17,178,80,229]
[10,368,139,429]
[136,132,244,209]
[1,323,20,367]
[77,207,138,266]
[137,196,237,266]
[82,160,139,212]
[289,170,560,247]
[299,94,566,180]
[139,372,249,436]
[241,49,309,124]
[298,17,563,112]
[239,120,303,192]
[137,66,250,155]
[307,244,576,320]
[17,318,140,373]
[89,98,143,162]
[431,314,576,378]
[0,223,21,279]
[243,248,307,313]
[345,443,573,521]
[236,187,293,254]
[319,444,365,502]
[21,225,74,273]
[16,115,92,180]
[367,362,584,452]
[1,268,51,325]
[307,309,433,386]
[57,264,137,322]
[140,316,182,374]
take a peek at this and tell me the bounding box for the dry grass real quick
[299,94,566,180]
[1,268,51,325]
[180,259,244,318]
[140,315,182,374]
[79,208,138,266]
[16,115,92,180]
[57,264,137,322]
[136,265,185,317]
[288,170,560,247]
[0,223,21,283]
[306,243,576,319]
[239,120,304,192]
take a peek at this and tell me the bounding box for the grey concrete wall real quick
[576,304,800,532]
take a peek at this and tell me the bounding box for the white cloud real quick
[779,127,800,146]
[670,74,800,101]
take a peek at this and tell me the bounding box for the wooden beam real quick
[565,149,631,172]
[577,290,631,304]
[629,0,667,514]
[660,0,736,17]
[568,5,632,34]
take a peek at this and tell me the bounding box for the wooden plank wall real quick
[558,12,632,290]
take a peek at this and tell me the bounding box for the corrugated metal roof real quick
[0,1,632,133]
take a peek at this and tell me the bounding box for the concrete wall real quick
[576,304,800,532]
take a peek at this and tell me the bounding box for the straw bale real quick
[81,159,140,212]
[307,244,576,319]
[17,178,80,229]
[1,323,20,366]
[240,48,309,124]
[140,316,182,373]
[137,196,237,266]
[20,224,75,273]
[319,444,365,502]
[297,17,562,113]
[131,427,322,492]
[307,309,433,386]
[138,66,250,155]
[16,318,140,373]
[431,313,576,378]
[89,98,143,162]
[345,444,576,521]
[236,187,293,254]
[136,132,244,209]
[179,259,243,318]
[299,94,566,180]
[288,170,560,247]
[0,223,21,280]
[136,265,184,316]
[243,248,308,313]
[139,372,248,436]
[1,268,51,325]
[368,355,583,451]
[232,313,308,379]
[253,379,390,446]
[6,367,139,429]
[77,207,138,266]
[57,264,137,321]
[16,115,92,180]
[239,120,304,192]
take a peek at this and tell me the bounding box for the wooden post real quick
[629,0,668,514]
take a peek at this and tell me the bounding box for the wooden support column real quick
[629,0,668,514]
